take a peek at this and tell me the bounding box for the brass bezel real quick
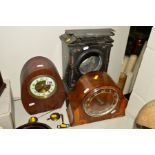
[28,75,57,100]
[82,86,119,117]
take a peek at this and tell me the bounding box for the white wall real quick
[0,26,129,98]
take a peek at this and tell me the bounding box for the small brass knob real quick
[28,117,38,124]
[57,123,69,129]
[47,113,61,121]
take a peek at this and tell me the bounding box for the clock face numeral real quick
[29,76,57,99]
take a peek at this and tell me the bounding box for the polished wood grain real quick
[67,71,127,126]
[21,56,65,115]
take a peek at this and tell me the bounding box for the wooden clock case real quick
[21,56,65,115]
[67,71,127,126]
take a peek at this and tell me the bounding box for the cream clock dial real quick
[29,76,57,99]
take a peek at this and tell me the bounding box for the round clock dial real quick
[29,76,57,99]
[79,56,102,74]
[83,87,119,117]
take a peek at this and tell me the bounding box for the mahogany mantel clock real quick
[67,71,127,126]
[21,56,65,115]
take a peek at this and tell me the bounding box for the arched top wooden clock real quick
[67,71,127,126]
[20,56,65,115]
